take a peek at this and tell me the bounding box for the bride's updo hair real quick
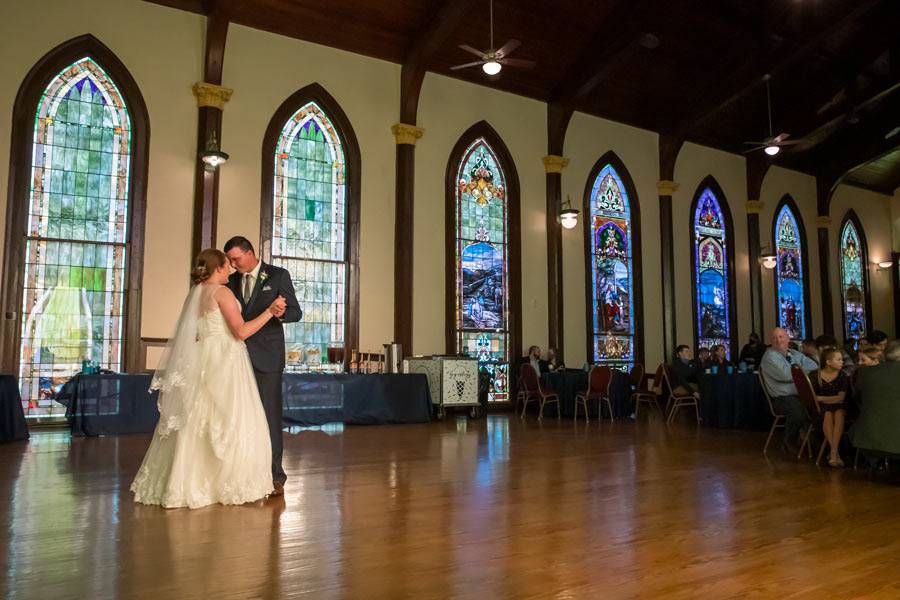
[191,248,227,284]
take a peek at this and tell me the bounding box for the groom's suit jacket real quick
[228,262,302,373]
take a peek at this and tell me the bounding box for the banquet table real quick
[539,369,633,419]
[697,372,771,431]
[0,375,29,443]
[54,372,432,436]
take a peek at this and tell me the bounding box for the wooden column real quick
[191,7,230,259]
[392,123,424,354]
[657,179,679,361]
[893,251,900,338]
[746,200,765,336]
[816,215,835,336]
[543,154,569,360]
[745,156,770,337]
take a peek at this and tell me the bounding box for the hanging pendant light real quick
[200,131,229,169]
[559,195,579,230]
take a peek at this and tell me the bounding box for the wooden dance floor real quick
[2,415,899,599]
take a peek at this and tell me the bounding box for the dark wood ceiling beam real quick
[545,0,656,153]
[399,0,479,123]
[671,0,882,139]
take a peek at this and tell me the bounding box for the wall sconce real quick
[758,247,777,270]
[559,195,579,230]
[875,259,894,271]
[199,131,229,169]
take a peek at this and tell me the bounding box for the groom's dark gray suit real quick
[228,262,301,485]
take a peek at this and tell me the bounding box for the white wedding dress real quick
[131,284,273,508]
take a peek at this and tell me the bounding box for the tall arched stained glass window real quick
[773,197,809,340]
[262,85,360,371]
[446,122,521,403]
[4,38,149,419]
[584,154,642,368]
[839,211,870,341]
[690,178,736,356]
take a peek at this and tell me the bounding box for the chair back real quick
[650,363,665,394]
[791,367,820,416]
[660,365,677,396]
[629,364,645,389]
[519,363,540,393]
[758,371,781,417]
[587,366,613,397]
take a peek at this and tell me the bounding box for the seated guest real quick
[521,345,542,377]
[760,327,818,454]
[669,345,699,396]
[850,340,900,459]
[811,348,849,467]
[693,347,711,371]
[738,333,765,367]
[865,330,889,354]
[857,347,883,367]
[801,338,819,366]
[710,344,730,367]
[540,348,564,373]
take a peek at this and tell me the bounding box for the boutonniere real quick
[259,271,269,283]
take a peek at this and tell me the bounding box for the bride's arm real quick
[214,286,280,341]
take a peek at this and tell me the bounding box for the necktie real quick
[243,273,252,301]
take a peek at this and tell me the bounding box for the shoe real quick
[271,482,285,496]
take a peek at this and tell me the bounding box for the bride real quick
[131,249,284,508]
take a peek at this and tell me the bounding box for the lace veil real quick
[150,284,213,436]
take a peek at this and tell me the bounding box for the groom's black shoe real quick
[271,482,285,496]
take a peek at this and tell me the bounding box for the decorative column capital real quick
[656,180,680,196]
[816,215,832,228]
[192,82,233,109]
[391,123,425,145]
[746,199,764,214]
[542,155,570,174]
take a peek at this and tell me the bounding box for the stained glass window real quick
[17,57,132,418]
[588,163,635,368]
[271,101,347,371]
[454,139,509,402]
[839,217,867,341]
[774,203,806,340]
[692,187,732,355]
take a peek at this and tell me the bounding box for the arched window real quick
[838,210,871,341]
[690,177,736,357]
[446,122,521,403]
[1,36,148,418]
[261,84,360,371]
[583,152,643,369]
[772,196,810,341]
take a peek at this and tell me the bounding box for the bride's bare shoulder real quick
[212,284,237,301]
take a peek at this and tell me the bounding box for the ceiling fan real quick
[743,75,805,156]
[450,0,535,76]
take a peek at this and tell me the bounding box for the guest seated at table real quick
[760,327,818,454]
[693,347,711,371]
[670,345,699,397]
[710,344,731,367]
[850,340,900,460]
[865,330,889,355]
[857,347,883,367]
[540,348,564,373]
[522,345,542,376]
[801,338,820,366]
[738,333,765,368]
[811,347,849,467]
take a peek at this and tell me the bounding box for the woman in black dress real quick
[811,347,849,467]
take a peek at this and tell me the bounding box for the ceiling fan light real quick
[482,60,501,75]
[764,144,780,156]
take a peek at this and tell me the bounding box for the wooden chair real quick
[519,364,560,420]
[574,366,614,423]
[758,371,785,455]
[661,366,700,424]
[791,367,824,463]
[631,364,664,418]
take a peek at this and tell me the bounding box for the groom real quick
[224,236,302,496]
